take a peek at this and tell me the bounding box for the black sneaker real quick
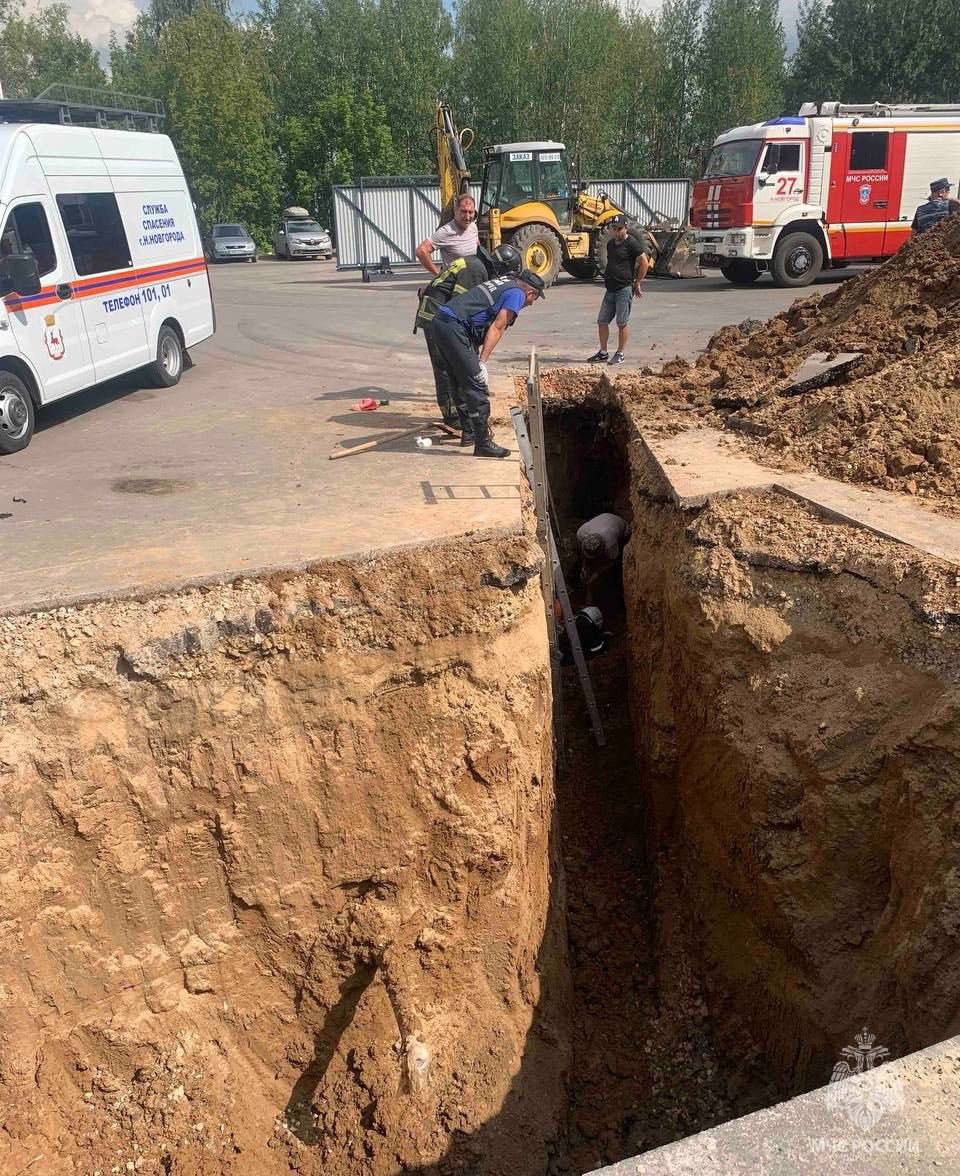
[608,351,625,366]
[587,350,609,363]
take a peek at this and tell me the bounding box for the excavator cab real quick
[479,143,572,223]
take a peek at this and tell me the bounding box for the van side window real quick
[850,132,888,171]
[56,193,133,276]
[0,203,57,277]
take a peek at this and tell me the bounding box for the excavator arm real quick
[435,102,473,215]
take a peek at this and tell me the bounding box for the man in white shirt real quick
[415,193,478,275]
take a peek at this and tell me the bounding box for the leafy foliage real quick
[788,0,960,105]
[6,0,957,244]
[0,1,106,97]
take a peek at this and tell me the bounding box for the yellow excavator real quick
[433,102,698,286]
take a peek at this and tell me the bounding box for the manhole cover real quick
[111,478,193,496]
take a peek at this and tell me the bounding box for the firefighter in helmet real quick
[414,243,521,435]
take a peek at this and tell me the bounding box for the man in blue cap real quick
[911,179,960,235]
[432,268,545,458]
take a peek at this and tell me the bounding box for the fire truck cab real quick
[691,101,960,287]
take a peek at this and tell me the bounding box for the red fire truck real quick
[691,101,960,287]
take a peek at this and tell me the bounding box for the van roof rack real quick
[0,85,165,132]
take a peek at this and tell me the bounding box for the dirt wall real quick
[0,534,568,1176]
[622,418,960,1090]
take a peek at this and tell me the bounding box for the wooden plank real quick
[329,419,458,460]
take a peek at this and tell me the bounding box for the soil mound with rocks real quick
[617,215,960,514]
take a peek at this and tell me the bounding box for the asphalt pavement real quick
[0,258,854,613]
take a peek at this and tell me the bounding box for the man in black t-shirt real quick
[587,214,652,367]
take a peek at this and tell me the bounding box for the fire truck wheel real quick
[511,224,563,286]
[720,260,761,285]
[771,232,823,288]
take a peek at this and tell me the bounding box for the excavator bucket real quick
[648,224,702,279]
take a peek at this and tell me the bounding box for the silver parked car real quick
[207,222,257,262]
[273,208,333,260]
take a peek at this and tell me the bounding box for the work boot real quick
[457,407,474,447]
[474,430,510,459]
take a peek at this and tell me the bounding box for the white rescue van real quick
[0,99,214,453]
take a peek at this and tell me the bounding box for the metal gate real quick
[332,175,691,271]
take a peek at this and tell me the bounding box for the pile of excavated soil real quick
[614,215,960,514]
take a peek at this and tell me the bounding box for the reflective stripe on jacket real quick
[415,255,488,329]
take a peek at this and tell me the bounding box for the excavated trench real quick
[543,377,960,1172]
[1,373,959,1176]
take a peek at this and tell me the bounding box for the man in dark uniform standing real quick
[911,178,960,235]
[432,267,545,458]
[415,244,521,433]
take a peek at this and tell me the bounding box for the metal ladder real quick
[512,347,606,749]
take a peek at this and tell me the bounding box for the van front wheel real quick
[0,372,35,454]
[147,325,184,388]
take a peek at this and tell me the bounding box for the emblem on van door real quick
[44,315,65,361]
[859,184,872,205]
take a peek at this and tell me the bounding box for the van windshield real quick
[703,140,762,178]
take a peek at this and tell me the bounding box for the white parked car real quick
[272,207,333,260]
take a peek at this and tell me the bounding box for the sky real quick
[63,0,801,70]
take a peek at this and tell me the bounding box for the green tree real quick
[112,5,280,241]
[788,0,960,106]
[281,88,399,225]
[366,0,452,171]
[0,1,106,98]
[692,0,785,168]
[785,0,837,110]
[645,0,701,175]
[450,0,541,147]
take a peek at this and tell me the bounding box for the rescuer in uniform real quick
[911,178,960,235]
[432,268,545,458]
[414,244,522,433]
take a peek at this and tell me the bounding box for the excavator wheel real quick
[510,223,563,286]
[593,224,653,275]
[562,259,599,281]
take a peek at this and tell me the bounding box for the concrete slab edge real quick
[0,520,525,619]
[585,1034,960,1175]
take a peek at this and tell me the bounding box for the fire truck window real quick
[762,143,801,173]
[56,192,133,276]
[1,203,56,277]
[850,132,888,171]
